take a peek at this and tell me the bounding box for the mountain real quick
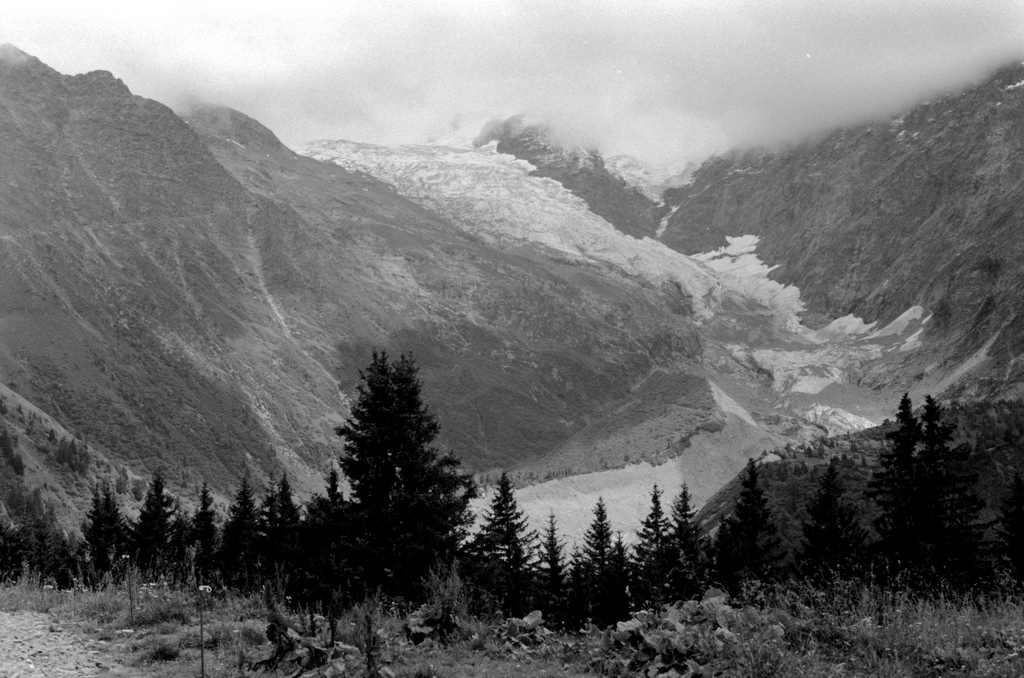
[3,45,1022,541]
[473,116,668,239]
[659,62,1024,402]
[0,47,785,534]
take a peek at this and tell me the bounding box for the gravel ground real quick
[0,611,130,678]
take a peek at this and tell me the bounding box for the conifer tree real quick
[870,393,921,569]
[261,475,301,579]
[298,469,351,611]
[167,502,194,586]
[632,485,674,608]
[220,476,262,589]
[584,497,613,574]
[0,521,21,583]
[604,533,632,625]
[134,471,175,574]
[714,459,783,592]
[336,351,476,599]
[998,470,1024,582]
[581,498,626,626]
[565,546,591,629]
[917,396,985,581]
[800,458,868,577]
[668,484,708,601]
[82,482,126,579]
[538,512,566,627]
[191,481,219,583]
[468,472,537,616]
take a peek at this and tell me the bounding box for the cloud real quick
[4,1,1023,163]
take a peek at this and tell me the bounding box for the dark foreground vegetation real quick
[5,353,1024,676]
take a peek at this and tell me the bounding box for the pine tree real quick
[869,393,921,570]
[468,472,537,616]
[166,502,193,586]
[632,485,674,609]
[261,475,301,580]
[917,396,985,582]
[604,533,632,624]
[82,482,127,580]
[668,484,708,601]
[0,521,21,583]
[133,471,175,574]
[191,481,219,584]
[220,476,262,589]
[565,546,591,630]
[799,458,868,577]
[582,498,625,626]
[336,351,476,599]
[998,470,1024,581]
[714,459,783,592]
[298,470,351,612]
[538,512,566,627]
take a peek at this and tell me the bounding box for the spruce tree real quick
[713,459,783,592]
[632,485,674,609]
[998,470,1024,582]
[133,471,175,574]
[220,476,262,589]
[869,393,921,570]
[468,472,537,616]
[668,484,708,601]
[191,481,219,584]
[584,497,613,574]
[799,458,868,577]
[538,512,566,627]
[261,475,301,579]
[604,533,632,625]
[336,351,476,599]
[298,470,351,611]
[166,502,194,586]
[82,482,126,580]
[583,498,624,626]
[565,546,591,630]
[0,521,21,583]
[917,396,985,582]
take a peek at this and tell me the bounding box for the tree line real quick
[2,355,1024,631]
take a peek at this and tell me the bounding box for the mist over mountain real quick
[3,45,1024,539]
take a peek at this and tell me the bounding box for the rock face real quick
[660,63,1024,399]
[475,116,667,239]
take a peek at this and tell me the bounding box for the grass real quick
[4,577,1024,677]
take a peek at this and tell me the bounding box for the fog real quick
[4,1,1024,163]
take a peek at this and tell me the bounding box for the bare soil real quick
[0,610,131,677]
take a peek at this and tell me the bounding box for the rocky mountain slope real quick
[659,62,1024,402]
[473,116,668,239]
[0,46,776,531]
[3,44,1021,539]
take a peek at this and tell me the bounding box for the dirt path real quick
[0,611,130,677]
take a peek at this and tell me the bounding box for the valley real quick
[0,44,1021,540]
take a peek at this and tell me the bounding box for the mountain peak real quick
[182,104,286,154]
[0,44,34,66]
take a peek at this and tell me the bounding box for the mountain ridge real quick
[3,47,1023,540]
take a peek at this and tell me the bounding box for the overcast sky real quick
[4,1,1024,164]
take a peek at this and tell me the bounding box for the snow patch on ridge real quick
[864,306,926,340]
[802,404,876,436]
[802,314,876,343]
[693,235,805,330]
[604,154,694,201]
